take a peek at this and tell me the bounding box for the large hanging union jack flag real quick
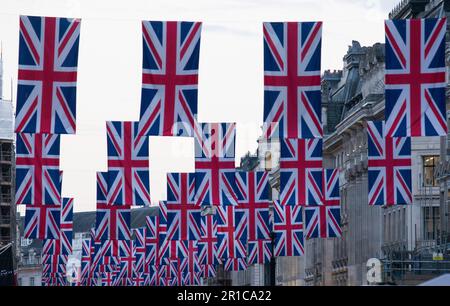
[280,138,323,206]
[195,122,238,206]
[15,15,81,134]
[273,201,304,257]
[106,121,151,206]
[15,133,61,205]
[368,121,412,206]
[263,21,322,139]
[166,173,201,241]
[304,169,342,239]
[234,171,271,241]
[385,18,447,137]
[138,21,202,137]
[216,205,247,260]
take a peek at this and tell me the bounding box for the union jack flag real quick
[166,173,202,241]
[15,15,81,134]
[95,203,131,241]
[385,18,447,137]
[80,239,91,281]
[273,201,304,256]
[235,171,271,241]
[145,215,162,266]
[138,21,201,137]
[216,205,247,259]
[280,138,323,206]
[304,169,342,239]
[96,171,110,205]
[177,240,201,285]
[24,203,60,239]
[200,264,216,279]
[15,133,61,205]
[368,121,412,205]
[133,228,146,273]
[107,121,150,206]
[117,240,136,280]
[247,239,272,265]
[224,258,248,271]
[263,22,322,139]
[195,122,237,206]
[42,253,67,275]
[198,214,218,265]
[42,197,73,255]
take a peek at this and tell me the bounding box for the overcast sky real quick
[0,0,397,212]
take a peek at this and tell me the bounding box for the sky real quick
[0,0,398,212]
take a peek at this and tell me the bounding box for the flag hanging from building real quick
[368,121,412,205]
[234,171,271,241]
[195,122,238,206]
[95,203,132,241]
[24,202,61,239]
[106,121,151,206]
[15,133,61,205]
[304,169,342,239]
[15,15,81,134]
[273,201,304,256]
[138,21,202,137]
[166,173,202,241]
[384,18,447,137]
[216,205,247,260]
[280,138,323,206]
[263,21,322,139]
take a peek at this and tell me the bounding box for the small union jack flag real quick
[95,203,132,241]
[15,133,61,205]
[42,253,67,275]
[368,121,412,205]
[42,197,74,255]
[24,203,60,239]
[200,264,217,279]
[166,173,202,241]
[263,22,322,139]
[304,169,342,239]
[133,228,146,273]
[385,18,447,137]
[195,122,238,206]
[247,239,272,265]
[80,238,91,281]
[96,171,110,205]
[216,205,247,259]
[106,121,151,206]
[117,240,136,280]
[15,15,81,134]
[145,215,162,266]
[280,138,323,206]
[138,21,202,137]
[224,258,248,271]
[273,201,304,256]
[235,171,271,241]
[198,214,218,266]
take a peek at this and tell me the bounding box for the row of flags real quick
[13,15,447,285]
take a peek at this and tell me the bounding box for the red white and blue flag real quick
[15,15,80,134]
[139,21,201,137]
[234,171,271,241]
[95,203,132,241]
[263,22,322,139]
[15,133,61,205]
[24,202,60,239]
[42,197,74,255]
[195,123,238,206]
[166,173,202,241]
[106,121,151,206]
[216,205,247,259]
[385,18,447,137]
[368,121,412,205]
[304,169,342,239]
[224,258,248,272]
[247,239,272,265]
[198,214,218,266]
[273,201,304,256]
[280,138,323,206]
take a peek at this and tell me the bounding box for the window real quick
[423,207,440,240]
[30,277,34,286]
[423,156,439,186]
[264,152,272,171]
